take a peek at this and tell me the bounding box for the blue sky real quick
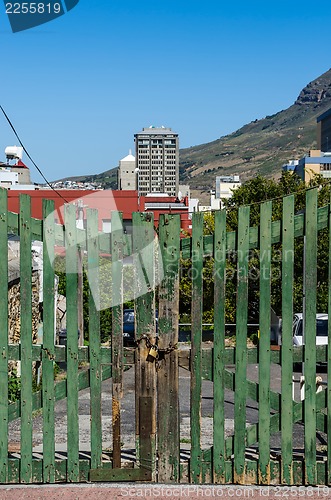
[1,0,331,183]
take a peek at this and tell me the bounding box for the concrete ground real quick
[7,348,329,485]
[1,484,331,499]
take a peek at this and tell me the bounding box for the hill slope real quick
[179,68,331,191]
[55,69,331,196]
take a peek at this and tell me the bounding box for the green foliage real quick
[55,255,114,343]
[179,172,331,329]
[224,172,331,319]
[8,371,21,403]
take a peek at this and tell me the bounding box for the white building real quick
[118,151,136,190]
[0,167,19,188]
[211,175,241,209]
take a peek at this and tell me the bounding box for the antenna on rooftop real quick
[5,145,23,165]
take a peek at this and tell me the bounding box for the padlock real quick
[148,345,158,359]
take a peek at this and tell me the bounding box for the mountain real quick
[53,167,118,189]
[179,68,331,193]
[56,69,331,198]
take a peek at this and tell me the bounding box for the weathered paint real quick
[258,201,271,484]
[304,189,317,485]
[213,209,226,484]
[20,194,33,484]
[87,209,102,470]
[0,189,8,483]
[65,204,80,482]
[281,195,294,485]
[190,212,204,484]
[42,199,56,483]
[233,206,250,484]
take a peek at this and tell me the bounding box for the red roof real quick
[7,189,139,228]
[6,189,191,234]
[15,160,29,169]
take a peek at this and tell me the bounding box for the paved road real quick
[8,351,328,459]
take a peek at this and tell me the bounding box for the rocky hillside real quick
[179,68,331,192]
[57,69,331,198]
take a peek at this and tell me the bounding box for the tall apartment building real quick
[134,126,179,196]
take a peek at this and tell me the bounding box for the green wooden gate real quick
[1,188,331,485]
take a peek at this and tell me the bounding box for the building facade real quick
[317,108,331,152]
[295,149,331,182]
[118,151,136,190]
[210,175,241,209]
[134,126,179,197]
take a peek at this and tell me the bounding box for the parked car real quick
[123,309,158,346]
[292,313,328,346]
[123,309,135,346]
[278,313,328,367]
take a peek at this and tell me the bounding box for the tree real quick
[223,171,331,319]
[178,171,331,327]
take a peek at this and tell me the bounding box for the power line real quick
[0,105,69,203]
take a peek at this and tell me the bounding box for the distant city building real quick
[282,159,299,172]
[178,184,190,199]
[0,146,33,188]
[11,160,32,185]
[286,111,331,182]
[189,198,199,218]
[118,150,136,190]
[0,167,19,188]
[211,175,241,209]
[295,149,331,182]
[134,126,179,197]
[317,108,331,152]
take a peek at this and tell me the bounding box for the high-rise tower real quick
[134,126,179,196]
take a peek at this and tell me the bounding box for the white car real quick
[292,313,328,346]
[278,313,328,346]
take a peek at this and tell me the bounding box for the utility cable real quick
[0,105,69,203]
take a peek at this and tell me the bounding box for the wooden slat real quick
[110,211,124,469]
[233,205,250,484]
[20,194,33,484]
[328,192,331,485]
[224,386,328,462]
[281,195,294,485]
[90,466,151,482]
[87,209,102,470]
[213,209,226,483]
[42,199,56,483]
[190,212,204,484]
[0,189,8,483]
[133,212,155,481]
[64,203,79,482]
[157,214,181,482]
[304,188,317,485]
[258,201,272,484]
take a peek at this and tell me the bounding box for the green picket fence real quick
[1,188,331,485]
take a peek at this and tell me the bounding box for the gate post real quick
[133,212,157,481]
[157,214,181,483]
